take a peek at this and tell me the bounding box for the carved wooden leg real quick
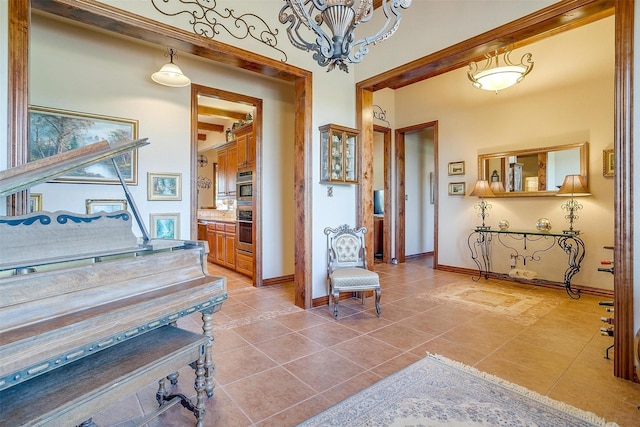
[193,353,207,427]
[156,378,167,406]
[167,321,179,384]
[201,308,215,397]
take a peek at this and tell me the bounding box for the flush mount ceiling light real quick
[151,48,191,87]
[279,0,412,73]
[468,47,533,92]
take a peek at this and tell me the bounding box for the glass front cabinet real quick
[320,123,359,184]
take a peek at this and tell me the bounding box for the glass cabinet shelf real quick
[320,123,359,184]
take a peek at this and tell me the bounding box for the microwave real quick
[236,170,253,204]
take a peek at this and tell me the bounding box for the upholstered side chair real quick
[324,224,381,319]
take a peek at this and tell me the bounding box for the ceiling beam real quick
[197,105,247,121]
[197,121,224,133]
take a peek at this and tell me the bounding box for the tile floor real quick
[94,257,640,426]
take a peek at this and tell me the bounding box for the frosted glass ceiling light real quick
[279,0,412,73]
[468,48,533,92]
[151,48,191,87]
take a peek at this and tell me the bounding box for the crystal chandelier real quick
[279,0,412,72]
[468,47,533,92]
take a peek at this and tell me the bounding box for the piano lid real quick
[0,138,149,197]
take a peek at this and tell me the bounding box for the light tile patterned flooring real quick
[94,257,640,426]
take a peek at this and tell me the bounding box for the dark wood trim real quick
[262,275,294,286]
[374,124,392,264]
[613,0,635,381]
[294,74,313,309]
[6,0,30,215]
[395,129,405,263]
[14,0,313,309]
[356,88,374,268]
[359,0,614,91]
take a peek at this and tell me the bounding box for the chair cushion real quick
[331,267,380,289]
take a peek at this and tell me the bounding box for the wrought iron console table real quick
[467,229,585,299]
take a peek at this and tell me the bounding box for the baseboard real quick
[406,251,433,259]
[435,264,614,298]
[262,274,294,286]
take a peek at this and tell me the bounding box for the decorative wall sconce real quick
[468,47,533,92]
[279,0,412,72]
[151,48,191,87]
[470,180,495,230]
[556,174,590,234]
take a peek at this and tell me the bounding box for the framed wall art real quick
[448,182,465,196]
[603,149,614,177]
[86,199,127,214]
[29,193,42,213]
[150,213,180,239]
[28,106,138,184]
[448,161,465,175]
[148,172,182,201]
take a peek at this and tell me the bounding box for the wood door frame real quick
[374,124,392,264]
[356,0,634,380]
[394,122,439,265]
[191,85,264,287]
[8,0,313,310]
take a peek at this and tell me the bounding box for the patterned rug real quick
[425,281,563,326]
[298,354,617,427]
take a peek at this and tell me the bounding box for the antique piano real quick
[0,139,227,426]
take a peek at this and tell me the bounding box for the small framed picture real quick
[603,149,614,177]
[29,193,42,213]
[148,172,181,201]
[448,161,465,175]
[448,182,465,196]
[86,199,127,214]
[150,213,180,239]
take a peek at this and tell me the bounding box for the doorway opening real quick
[395,121,438,266]
[191,84,264,287]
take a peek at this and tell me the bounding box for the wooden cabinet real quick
[207,222,236,269]
[206,224,216,264]
[236,251,253,278]
[233,122,255,169]
[215,143,237,197]
[320,123,359,184]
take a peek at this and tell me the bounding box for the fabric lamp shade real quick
[470,180,495,198]
[556,175,590,196]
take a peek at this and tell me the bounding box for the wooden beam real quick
[197,122,224,133]
[197,105,246,121]
[359,0,615,91]
[197,134,206,141]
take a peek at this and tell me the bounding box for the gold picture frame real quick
[28,106,139,184]
[448,161,465,175]
[448,182,465,196]
[29,193,42,212]
[603,149,614,177]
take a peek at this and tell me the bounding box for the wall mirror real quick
[478,142,588,197]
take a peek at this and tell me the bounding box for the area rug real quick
[298,354,617,427]
[424,281,563,326]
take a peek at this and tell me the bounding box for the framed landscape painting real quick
[28,106,138,184]
[148,172,182,201]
